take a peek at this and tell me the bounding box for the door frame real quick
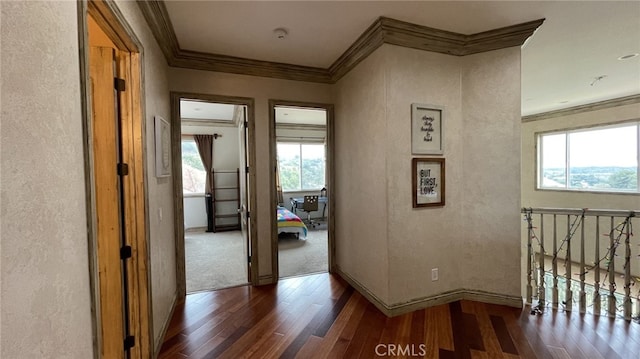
[170,92,258,297]
[78,0,151,357]
[269,100,336,279]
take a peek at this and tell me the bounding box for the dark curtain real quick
[194,134,214,194]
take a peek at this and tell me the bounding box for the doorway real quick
[171,93,258,296]
[81,1,150,357]
[270,100,335,279]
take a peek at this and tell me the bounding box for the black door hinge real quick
[246,211,250,219]
[114,78,126,92]
[124,335,135,350]
[117,163,129,176]
[120,245,132,260]
[245,166,249,174]
[248,255,251,263]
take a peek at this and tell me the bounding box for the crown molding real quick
[138,1,543,83]
[136,0,179,60]
[171,49,333,83]
[522,94,640,122]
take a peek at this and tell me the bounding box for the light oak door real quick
[89,46,127,359]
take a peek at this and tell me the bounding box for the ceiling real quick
[161,1,640,116]
[180,99,326,125]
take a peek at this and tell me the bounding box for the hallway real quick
[158,273,640,358]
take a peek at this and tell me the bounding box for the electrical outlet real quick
[431,268,439,281]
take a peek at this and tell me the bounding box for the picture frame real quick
[411,103,444,155]
[154,116,171,178]
[412,157,445,208]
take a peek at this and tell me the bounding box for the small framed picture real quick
[412,158,445,208]
[411,103,444,155]
[154,116,171,178]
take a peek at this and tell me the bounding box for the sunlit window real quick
[537,122,639,192]
[277,143,325,191]
[181,138,206,194]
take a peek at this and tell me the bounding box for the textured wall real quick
[334,48,390,303]
[112,0,175,346]
[168,69,332,279]
[333,44,523,307]
[383,46,465,304]
[461,48,522,297]
[0,1,94,357]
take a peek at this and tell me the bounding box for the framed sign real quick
[411,103,444,155]
[412,158,445,208]
[154,116,171,177]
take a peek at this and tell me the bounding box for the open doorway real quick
[270,101,335,279]
[172,94,257,294]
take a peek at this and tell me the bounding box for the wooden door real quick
[238,106,251,281]
[89,46,125,359]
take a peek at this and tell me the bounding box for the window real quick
[277,142,325,191]
[181,138,206,194]
[537,122,639,192]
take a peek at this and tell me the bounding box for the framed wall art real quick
[155,115,171,178]
[412,157,445,208]
[411,103,444,155]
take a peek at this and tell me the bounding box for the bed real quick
[277,206,307,238]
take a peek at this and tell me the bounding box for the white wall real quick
[334,44,523,307]
[169,69,333,279]
[1,1,94,357]
[184,196,207,229]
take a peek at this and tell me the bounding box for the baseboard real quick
[336,267,523,317]
[335,267,394,316]
[153,290,179,359]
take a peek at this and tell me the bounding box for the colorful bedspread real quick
[277,206,307,238]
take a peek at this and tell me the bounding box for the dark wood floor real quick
[158,273,640,358]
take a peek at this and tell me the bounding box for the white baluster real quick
[593,216,601,315]
[552,214,558,309]
[608,216,616,318]
[565,215,572,311]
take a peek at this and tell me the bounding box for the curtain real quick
[194,135,214,194]
[275,155,284,204]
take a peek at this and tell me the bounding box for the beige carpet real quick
[185,230,248,293]
[278,226,328,278]
[185,226,328,293]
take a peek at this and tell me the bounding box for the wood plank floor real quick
[158,273,640,358]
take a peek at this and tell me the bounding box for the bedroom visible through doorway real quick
[273,104,330,278]
[180,99,250,293]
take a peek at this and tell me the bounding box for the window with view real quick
[537,122,639,192]
[182,138,206,194]
[277,143,325,191]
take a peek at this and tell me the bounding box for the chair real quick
[302,195,319,228]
